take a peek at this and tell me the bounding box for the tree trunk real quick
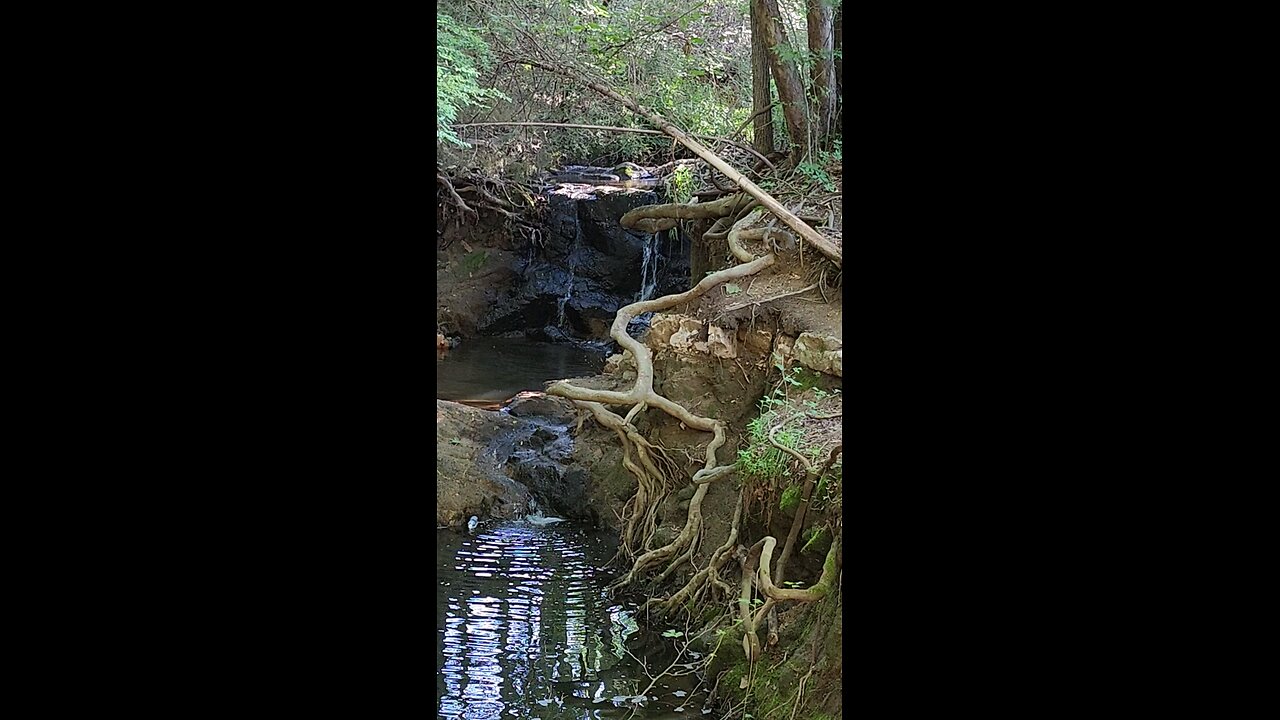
[750,1,775,156]
[752,0,810,161]
[833,3,842,109]
[806,0,836,150]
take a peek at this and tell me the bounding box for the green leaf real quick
[724,283,742,295]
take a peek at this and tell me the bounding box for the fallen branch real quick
[719,282,820,314]
[515,59,841,269]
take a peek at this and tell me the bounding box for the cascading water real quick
[637,229,661,302]
[556,207,583,328]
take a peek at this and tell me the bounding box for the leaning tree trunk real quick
[806,0,837,150]
[750,0,775,156]
[752,0,810,161]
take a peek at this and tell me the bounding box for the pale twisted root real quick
[738,533,842,662]
[577,400,674,561]
[641,485,745,617]
[548,193,775,591]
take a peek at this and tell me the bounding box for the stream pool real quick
[436,522,710,719]
[436,337,605,405]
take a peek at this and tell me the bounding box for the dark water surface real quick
[437,338,605,404]
[437,522,708,719]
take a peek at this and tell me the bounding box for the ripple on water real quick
[437,523,707,719]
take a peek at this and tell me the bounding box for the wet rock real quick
[793,332,843,377]
[436,400,532,525]
[583,317,611,337]
[511,461,594,522]
[505,393,577,423]
[496,187,689,341]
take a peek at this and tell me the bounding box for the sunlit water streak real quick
[437,522,706,719]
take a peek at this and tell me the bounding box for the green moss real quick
[722,665,746,694]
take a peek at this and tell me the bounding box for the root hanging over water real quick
[547,192,775,592]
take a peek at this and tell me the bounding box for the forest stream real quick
[436,337,605,406]
[436,339,709,717]
[437,522,711,719]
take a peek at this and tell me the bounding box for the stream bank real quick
[437,166,844,720]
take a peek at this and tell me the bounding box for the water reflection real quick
[436,337,604,404]
[437,523,699,719]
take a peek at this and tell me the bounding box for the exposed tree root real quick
[619,192,753,234]
[762,438,842,645]
[578,400,678,561]
[773,442,842,586]
[642,486,745,616]
[740,547,764,662]
[436,172,477,221]
[547,192,777,592]
[757,534,840,603]
[436,166,542,234]
[737,533,841,661]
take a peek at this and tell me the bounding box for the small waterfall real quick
[638,230,661,302]
[555,285,573,327]
[557,208,583,328]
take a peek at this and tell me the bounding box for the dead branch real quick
[719,282,820,315]
[514,59,841,269]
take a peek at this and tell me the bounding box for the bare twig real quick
[719,282,820,315]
